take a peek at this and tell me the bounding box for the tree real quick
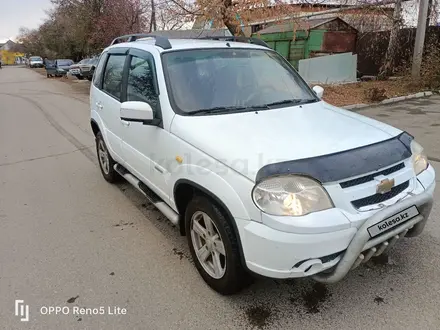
[379,0,402,77]
[18,0,156,59]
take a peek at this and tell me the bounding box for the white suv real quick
[90,34,436,295]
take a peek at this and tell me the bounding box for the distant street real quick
[1,66,440,329]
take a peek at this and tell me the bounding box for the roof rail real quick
[110,34,172,50]
[199,36,270,48]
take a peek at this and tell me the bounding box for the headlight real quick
[252,175,334,216]
[411,140,428,175]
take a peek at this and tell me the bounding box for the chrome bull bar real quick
[313,191,433,284]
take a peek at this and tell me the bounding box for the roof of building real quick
[0,39,20,51]
[256,17,354,34]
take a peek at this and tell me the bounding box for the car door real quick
[94,49,128,160]
[120,48,170,201]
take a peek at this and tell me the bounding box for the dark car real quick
[54,59,74,77]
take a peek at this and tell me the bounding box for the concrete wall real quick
[298,52,357,84]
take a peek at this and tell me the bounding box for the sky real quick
[0,0,52,42]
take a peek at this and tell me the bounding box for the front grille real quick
[340,163,405,188]
[351,181,410,209]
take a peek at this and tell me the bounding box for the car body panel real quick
[170,101,401,181]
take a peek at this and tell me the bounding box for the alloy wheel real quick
[190,211,227,279]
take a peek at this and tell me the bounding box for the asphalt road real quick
[1,66,440,330]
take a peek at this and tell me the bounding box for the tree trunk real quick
[149,0,157,32]
[426,0,433,31]
[379,0,402,77]
[221,0,245,37]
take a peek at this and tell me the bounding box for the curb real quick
[343,90,437,110]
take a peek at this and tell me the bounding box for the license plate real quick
[367,205,419,238]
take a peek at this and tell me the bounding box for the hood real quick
[170,101,402,182]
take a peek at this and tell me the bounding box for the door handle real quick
[96,102,103,110]
[121,120,130,127]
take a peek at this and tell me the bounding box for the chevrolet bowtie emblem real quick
[376,178,395,194]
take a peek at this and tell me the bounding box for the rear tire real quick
[185,195,252,295]
[95,132,120,183]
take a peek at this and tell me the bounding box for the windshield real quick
[30,56,42,61]
[162,48,317,114]
[78,59,90,64]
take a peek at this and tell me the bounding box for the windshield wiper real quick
[187,105,268,115]
[265,99,317,107]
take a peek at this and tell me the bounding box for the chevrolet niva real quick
[90,34,436,295]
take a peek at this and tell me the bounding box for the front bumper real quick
[312,184,433,283]
[238,178,434,280]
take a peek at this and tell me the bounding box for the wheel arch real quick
[173,179,248,270]
[90,119,100,137]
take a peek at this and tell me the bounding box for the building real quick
[0,40,25,65]
[253,17,357,68]
[192,1,394,35]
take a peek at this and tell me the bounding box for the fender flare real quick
[90,118,100,136]
[173,175,251,272]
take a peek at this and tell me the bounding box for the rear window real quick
[30,57,42,61]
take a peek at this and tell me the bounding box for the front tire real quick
[95,132,119,183]
[185,196,252,295]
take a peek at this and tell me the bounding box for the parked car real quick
[54,59,74,77]
[69,58,89,80]
[90,34,436,295]
[80,57,99,81]
[29,56,44,68]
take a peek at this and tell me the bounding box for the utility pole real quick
[411,0,429,78]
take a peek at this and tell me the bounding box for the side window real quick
[102,54,126,100]
[126,55,158,113]
[93,52,108,87]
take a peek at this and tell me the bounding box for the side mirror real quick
[120,101,156,125]
[312,85,324,99]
